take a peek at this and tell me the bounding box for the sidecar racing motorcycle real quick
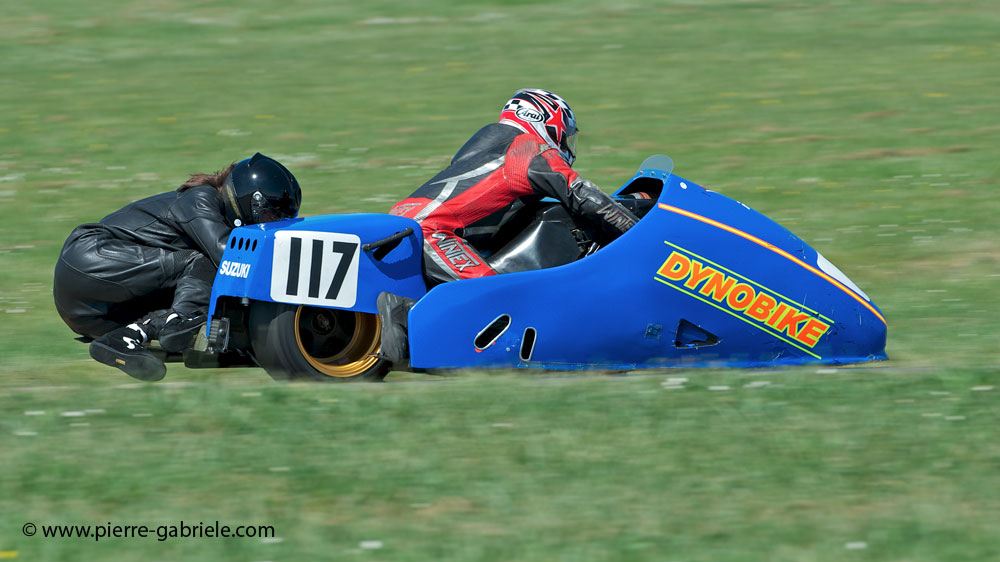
[181,156,888,381]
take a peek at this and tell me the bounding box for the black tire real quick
[249,302,389,382]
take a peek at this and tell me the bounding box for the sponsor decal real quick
[219,260,251,279]
[515,107,544,122]
[658,203,885,325]
[430,232,481,272]
[654,242,832,356]
[389,202,422,217]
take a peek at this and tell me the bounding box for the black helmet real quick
[222,153,301,226]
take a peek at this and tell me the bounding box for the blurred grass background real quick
[1,0,998,560]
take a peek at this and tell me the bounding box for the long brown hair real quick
[178,162,237,192]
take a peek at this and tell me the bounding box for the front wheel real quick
[249,302,388,382]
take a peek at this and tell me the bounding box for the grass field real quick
[2,0,999,560]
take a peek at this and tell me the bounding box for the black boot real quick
[157,311,208,353]
[377,292,415,370]
[89,324,166,381]
[156,252,213,353]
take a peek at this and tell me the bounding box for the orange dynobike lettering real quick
[699,271,736,302]
[772,306,811,339]
[746,292,777,321]
[657,251,691,281]
[765,303,828,347]
[766,303,789,328]
[684,261,717,290]
[797,318,830,347]
[657,249,830,348]
[726,283,756,311]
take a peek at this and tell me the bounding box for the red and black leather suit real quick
[390,122,638,285]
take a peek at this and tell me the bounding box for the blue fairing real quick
[408,165,887,370]
[208,213,425,317]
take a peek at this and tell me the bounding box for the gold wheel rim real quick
[294,306,382,378]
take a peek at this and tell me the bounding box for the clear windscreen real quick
[637,154,674,176]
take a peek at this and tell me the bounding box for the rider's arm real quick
[526,150,639,237]
[171,185,233,267]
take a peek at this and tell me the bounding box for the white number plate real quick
[270,231,361,308]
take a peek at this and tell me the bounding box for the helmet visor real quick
[254,208,285,223]
[562,131,578,165]
[251,191,297,223]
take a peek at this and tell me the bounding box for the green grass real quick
[2,0,999,560]
[3,371,1000,560]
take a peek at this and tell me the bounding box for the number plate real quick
[270,231,361,307]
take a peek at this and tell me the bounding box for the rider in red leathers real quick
[390,88,638,286]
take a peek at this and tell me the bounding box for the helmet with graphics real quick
[222,153,301,226]
[499,88,579,166]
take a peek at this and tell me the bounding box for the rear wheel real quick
[249,302,388,382]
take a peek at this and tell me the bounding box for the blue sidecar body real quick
[204,156,887,377]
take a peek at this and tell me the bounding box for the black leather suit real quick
[53,185,231,340]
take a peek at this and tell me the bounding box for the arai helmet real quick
[499,88,578,166]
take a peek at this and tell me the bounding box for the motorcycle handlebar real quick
[363,227,415,260]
